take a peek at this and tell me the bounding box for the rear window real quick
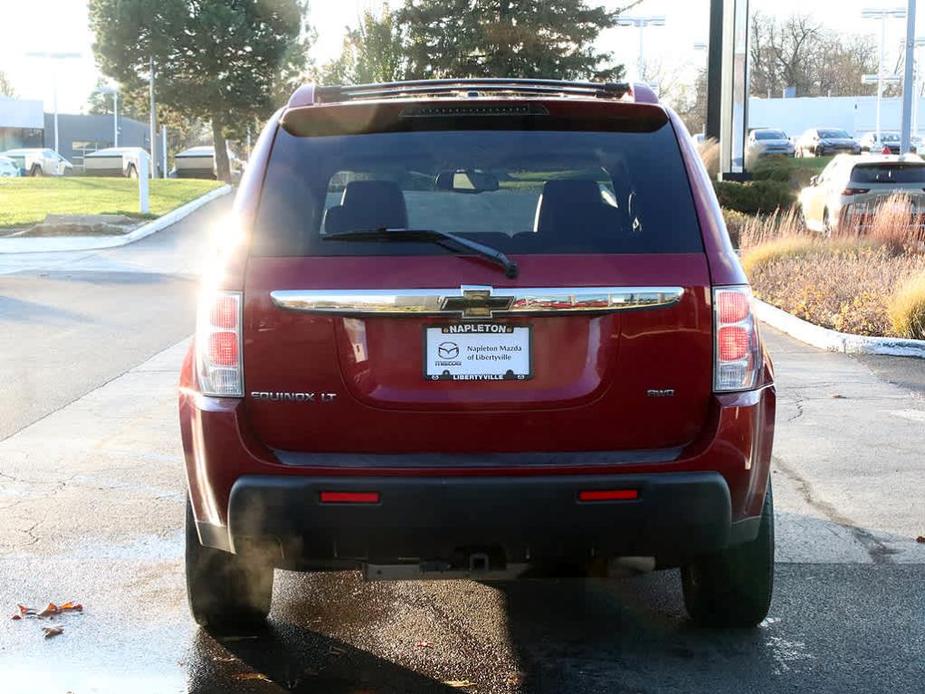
[253,116,702,256]
[850,163,925,184]
[820,129,851,139]
[755,130,786,140]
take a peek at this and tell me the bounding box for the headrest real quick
[534,180,607,233]
[325,180,408,233]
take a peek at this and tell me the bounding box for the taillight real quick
[196,290,243,397]
[713,286,762,392]
[842,187,870,196]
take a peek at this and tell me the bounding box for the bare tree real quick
[750,12,877,98]
[0,69,15,98]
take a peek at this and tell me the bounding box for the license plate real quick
[424,324,532,381]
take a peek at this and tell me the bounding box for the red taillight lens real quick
[210,295,239,329]
[714,287,762,392]
[718,326,749,361]
[842,187,870,196]
[320,491,380,504]
[208,331,238,366]
[195,291,243,397]
[718,291,750,323]
[578,489,639,502]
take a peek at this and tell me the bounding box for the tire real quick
[681,483,774,628]
[30,165,43,177]
[185,497,273,631]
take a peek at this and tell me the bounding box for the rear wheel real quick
[185,498,273,631]
[30,164,43,177]
[681,483,774,628]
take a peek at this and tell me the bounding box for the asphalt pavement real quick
[0,203,922,693]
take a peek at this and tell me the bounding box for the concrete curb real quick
[0,184,232,254]
[754,298,925,359]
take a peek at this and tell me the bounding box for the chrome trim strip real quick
[270,285,684,318]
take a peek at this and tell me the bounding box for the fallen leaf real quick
[234,673,272,682]
[42,626,63,639]
[415,640,433,649]
[17,604,36,617]
[11,614,21,621]
[38,603,59,618]
[59,601,83,612]
[831,394,847,399]
[443,680,475,689]
[916,536,925,544]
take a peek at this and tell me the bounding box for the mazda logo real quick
[438,342,459,359]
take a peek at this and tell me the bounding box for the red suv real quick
[179,79,776,630]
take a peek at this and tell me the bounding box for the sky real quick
[0,0,921,114]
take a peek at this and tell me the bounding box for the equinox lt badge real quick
[250,391,337,402]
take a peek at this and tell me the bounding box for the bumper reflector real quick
[320,491,380,504]
[578,489,639,502]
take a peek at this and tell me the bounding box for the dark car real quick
[796,127,861,157]
[179,78,776,632]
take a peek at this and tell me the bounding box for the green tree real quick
[322,4,404,85]
[89,0,310,181]
[396,0,631,80]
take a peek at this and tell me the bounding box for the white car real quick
[174,145,241,179]
[798,153,925,233]
[83,147,150,178]
[0,148,72,176]
[0,155,21,177]
[858,131,920,155]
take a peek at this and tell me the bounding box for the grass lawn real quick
[0,177,224,229]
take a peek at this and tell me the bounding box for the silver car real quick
[747,128,795,158]
[798,153,925,233]
[0,148,73,176]
[0,155,21,177]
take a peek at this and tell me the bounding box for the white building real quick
[748,95,925,138]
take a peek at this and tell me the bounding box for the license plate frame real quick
[423,323,533,381]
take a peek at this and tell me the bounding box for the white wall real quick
[749,95,925,137]
[0,96,44,129]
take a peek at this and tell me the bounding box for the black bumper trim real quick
[211,472,743,567]
[272,447,684,468]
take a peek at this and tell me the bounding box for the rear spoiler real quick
[286,80,659,109]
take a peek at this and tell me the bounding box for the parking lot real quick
[0,199,923,693]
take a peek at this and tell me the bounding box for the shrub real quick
[888,272,925,339]
[739,206,806,249]
[713,179,795,215]
[697,138,720,180]
[832,192,925,256]
[749,158,792,183]
[722,209,751,247]
[740,235,820,276]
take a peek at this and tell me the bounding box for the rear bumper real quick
[197,471,758,568]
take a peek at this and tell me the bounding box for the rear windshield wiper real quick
[321,228,519,279]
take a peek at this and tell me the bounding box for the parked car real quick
[0,148,72,176]
[179,79,776,631]
[0,155,21,177]
[795,128,861,158]
[858,131,920,154]
[798,153,925,233]
[83,147,149,178]
[173,145,240,179]
[747,128,795,158]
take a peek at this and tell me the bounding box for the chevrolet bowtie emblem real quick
[441,287,514,319]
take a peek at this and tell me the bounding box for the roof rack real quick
[287,79,653,109]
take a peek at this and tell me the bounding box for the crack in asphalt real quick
[772,455,898,564]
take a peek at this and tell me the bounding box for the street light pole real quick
[113,89,119,147]
[615,16,667,83]
[900,1,918,153]
[24,51,81,155]
[862,8,907,144]
[148,55,157,180]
